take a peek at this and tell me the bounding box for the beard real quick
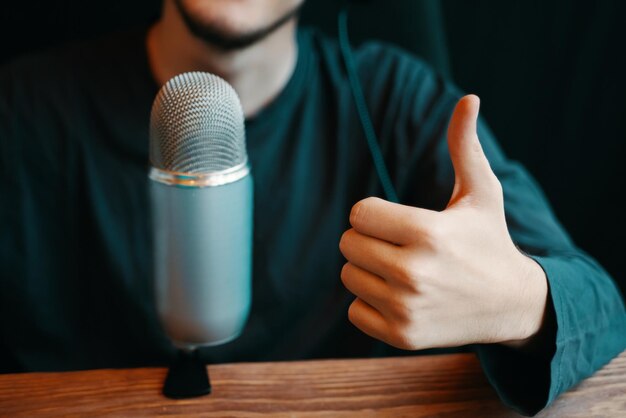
[173,0,304,51]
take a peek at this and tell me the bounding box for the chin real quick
[175,0,300,37]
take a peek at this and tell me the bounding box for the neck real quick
[147,1,298,118]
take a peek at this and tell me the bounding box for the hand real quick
[339,95,549,350]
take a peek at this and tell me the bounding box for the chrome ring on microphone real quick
[149,160,250,188]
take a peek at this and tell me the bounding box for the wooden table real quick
[1,351,624,417]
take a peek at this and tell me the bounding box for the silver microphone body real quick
[149,72,252,350]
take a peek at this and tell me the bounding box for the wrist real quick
[501,254,549,350]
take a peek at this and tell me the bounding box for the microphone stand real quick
[163,348,212,399]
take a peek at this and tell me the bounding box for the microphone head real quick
[150,72,246,174]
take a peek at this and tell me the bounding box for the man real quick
[1,0,624,415]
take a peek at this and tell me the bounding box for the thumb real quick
[447,95,498,206]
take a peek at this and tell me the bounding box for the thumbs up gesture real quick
[339,95,549,350]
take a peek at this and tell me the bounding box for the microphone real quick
[149,72,253,352]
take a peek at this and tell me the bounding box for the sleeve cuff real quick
[475,253,626,416]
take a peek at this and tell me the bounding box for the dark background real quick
[1,0,624,296]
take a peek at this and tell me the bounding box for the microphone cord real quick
[337,5,399,203]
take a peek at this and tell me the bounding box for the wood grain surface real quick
[0,351,624,417]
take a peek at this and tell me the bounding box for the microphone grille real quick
[150,72,246,173]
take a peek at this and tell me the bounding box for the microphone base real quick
[163,349,211,399]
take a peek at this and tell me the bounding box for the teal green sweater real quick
[1,27,624,415]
